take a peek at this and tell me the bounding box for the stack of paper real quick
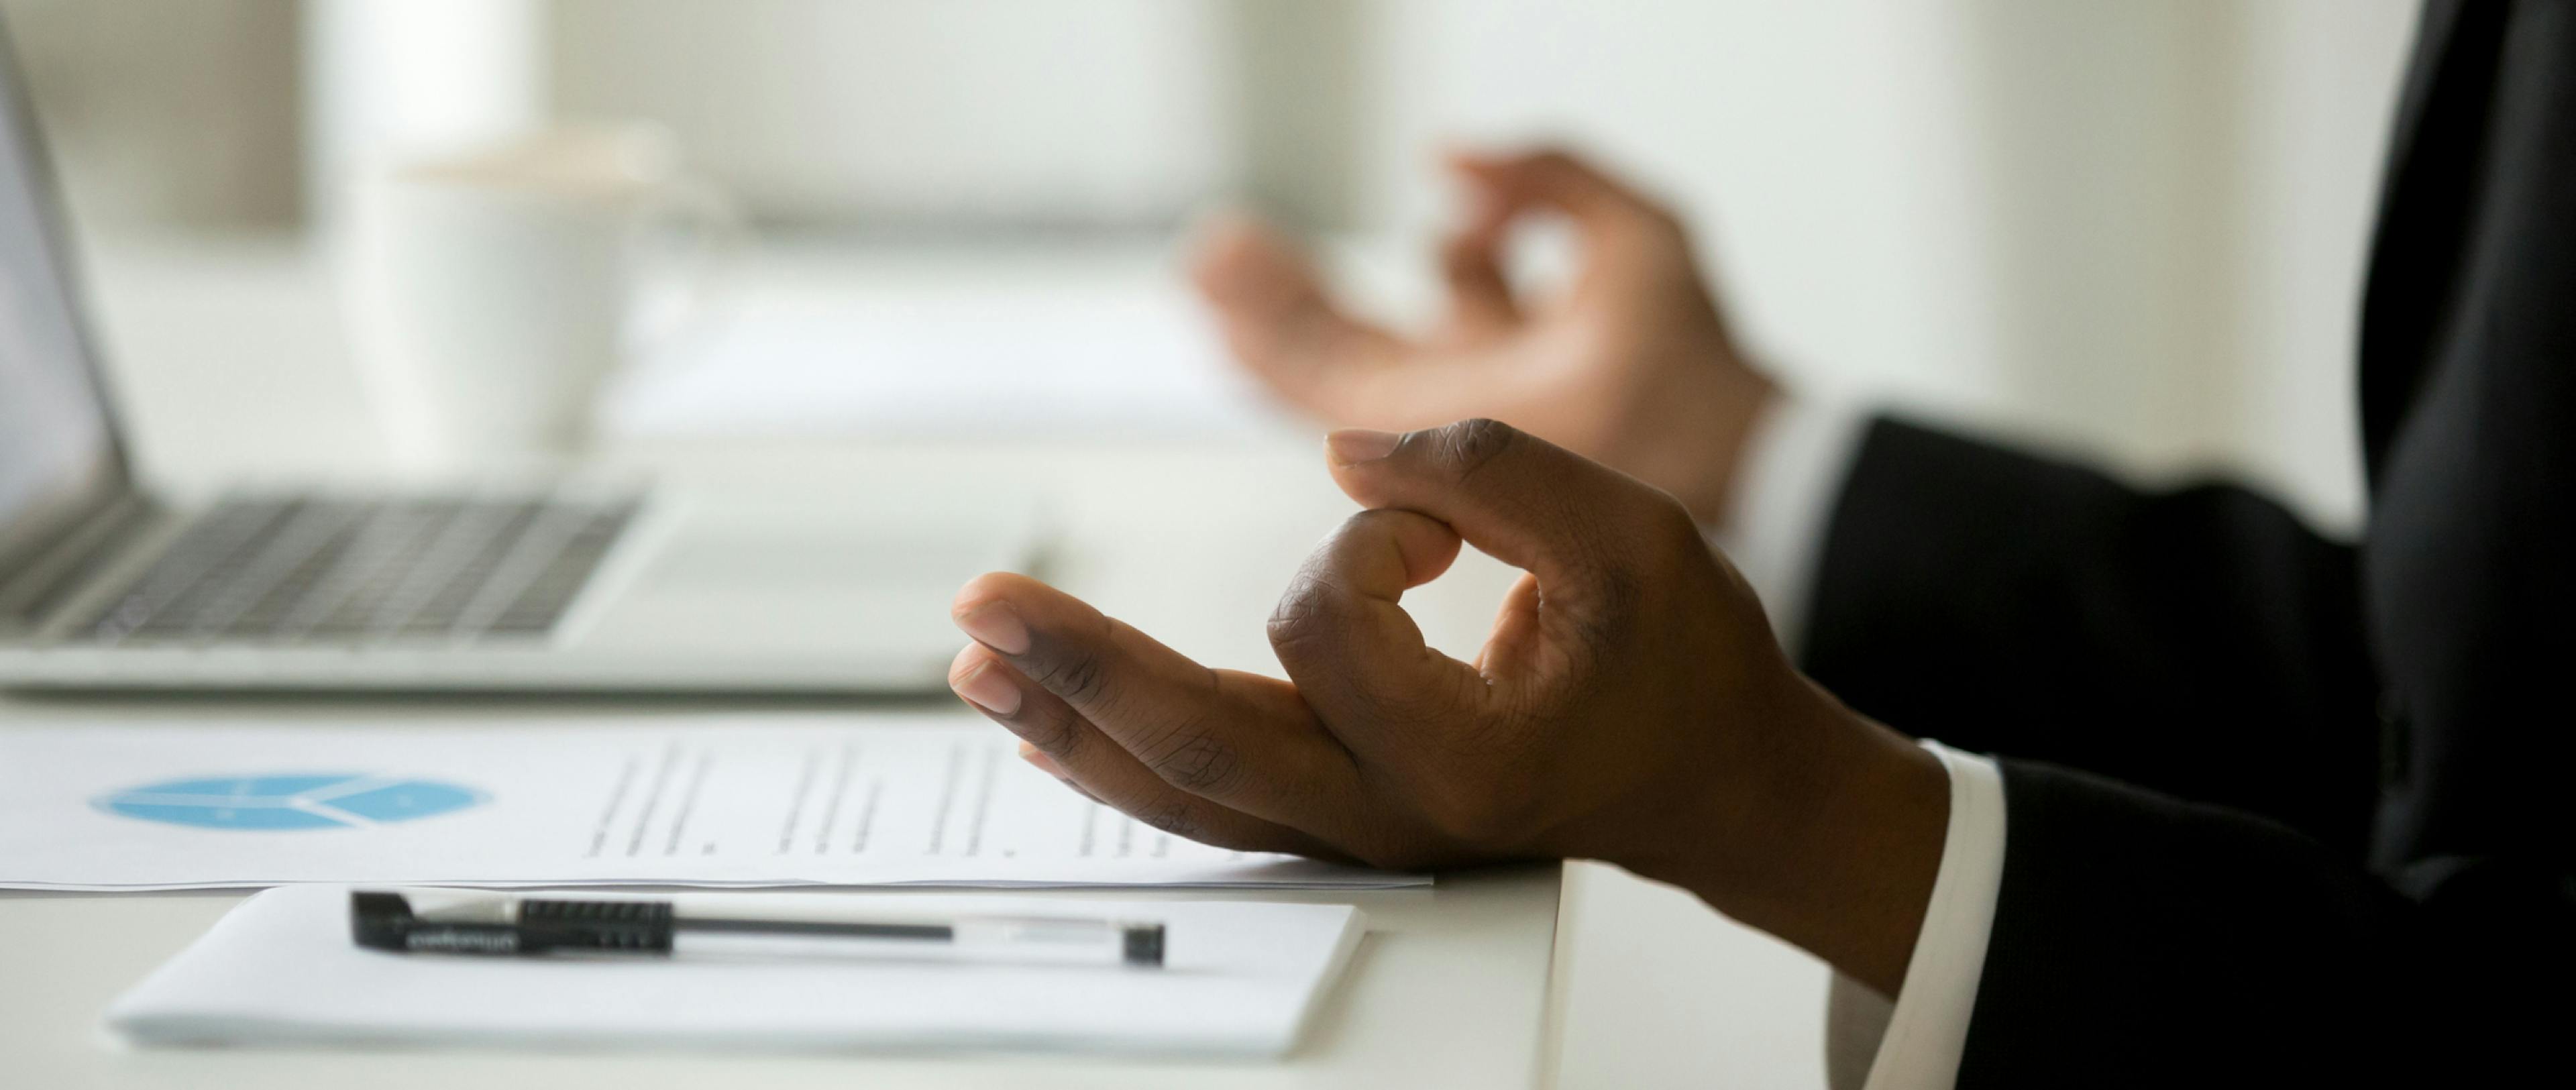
[0,716,1421,891]
[108,885,1366,1057]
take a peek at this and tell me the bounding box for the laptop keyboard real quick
[74,495,638,646]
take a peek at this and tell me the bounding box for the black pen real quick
[350,889,1166,967]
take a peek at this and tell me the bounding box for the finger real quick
[1322,419,1687,593]
[1186,211,1411,413]
[1266,508,1487,727]
[949,643,1343,858]
[1445,146,1679,245]
[1438,221,1520,332]
[949,573,1363,826]
[1446,147,1695,310]
[1017,741,1103,804]
[1474,571,1547,678]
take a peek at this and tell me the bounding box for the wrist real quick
[1650,360,1778,528]
[1644,681,1949,995]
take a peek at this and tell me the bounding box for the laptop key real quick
[82,499,299,643]
[468,503,635,640]
[72,495,637,648]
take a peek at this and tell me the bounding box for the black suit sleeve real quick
[1802,419,2576,1083]
[1955,758,2575,1085]
[1801,417,2383,853]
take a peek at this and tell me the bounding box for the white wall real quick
[1345,0,2414,529]
[0,0,301,231]
[549,0,1239,229]
[2220,0,2422,527]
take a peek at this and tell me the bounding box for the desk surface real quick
[0,237,1872,1089]
[0,239,1570,1088]
[0,454,1570,1087]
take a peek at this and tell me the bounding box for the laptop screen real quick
[0,21,121,559]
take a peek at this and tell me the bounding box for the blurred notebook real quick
[595,249,1305,441]
[107,885,1366,1058]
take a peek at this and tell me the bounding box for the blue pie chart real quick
[93,773,485,831]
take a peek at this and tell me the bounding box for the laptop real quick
[0,20,1040,693]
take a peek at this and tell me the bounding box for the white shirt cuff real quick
[1707,390,1869,657]
[1861,742,2008,1090]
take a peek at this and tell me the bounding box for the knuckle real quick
[1265,573,1346,655]
[1565,497,1699,649]
[1591,563,1646,628]
[1518,146,1576,174]
[1015,700,1085,757]
[1024,645,1109,707]
[1572,567,1646,655]
[1134,796,1204,842]
[1133,696,1241,798]
[1142,717,1243,796]
[1639,201,1690,243]
[1527,147,1592,183]
[1635,496,1709,570]
[1426,417,1522,484]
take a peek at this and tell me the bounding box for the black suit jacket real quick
[1801,1,2575,1082]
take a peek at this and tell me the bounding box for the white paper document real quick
[0,716,1418,891]
[108,885,1366,1057]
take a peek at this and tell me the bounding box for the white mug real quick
[345,125,733,471]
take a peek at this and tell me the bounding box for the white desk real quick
[5,235,1848,1089]
[0,237,1571,1089]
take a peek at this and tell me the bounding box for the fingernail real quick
[953,600,1030,655]
[1327,428,1402,466]
[1020,747,1065,778]
[952,660,1023,716]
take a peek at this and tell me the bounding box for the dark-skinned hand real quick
[947,419,1947,994]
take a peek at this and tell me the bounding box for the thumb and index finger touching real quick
[1444,148,1668,236]
[1444,148,1686,270]
[943,419,1678,857]
[1191,148,1675,392]
[1272,419,1681,721]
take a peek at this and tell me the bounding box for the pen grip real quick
[515,897,676,954]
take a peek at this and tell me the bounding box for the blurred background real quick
[4,0,2415,523]
[0,0,2419,1083]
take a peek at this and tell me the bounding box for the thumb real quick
[1265,508,1484,738]
[1439,223,1521,333]
[1322,419,1689,594]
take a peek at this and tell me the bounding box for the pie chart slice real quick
[327,781,484,822]
[94,773,486,830]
